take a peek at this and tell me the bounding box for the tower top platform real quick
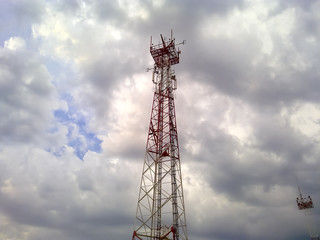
[296,186,314,210]
[150,32,184,67]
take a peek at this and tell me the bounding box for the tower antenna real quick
[296,185,319,240]
[132,31,188,240]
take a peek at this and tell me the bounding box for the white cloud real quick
[4,37,26,51]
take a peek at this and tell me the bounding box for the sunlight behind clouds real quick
[118,0,149,20]
[288,103,320,140]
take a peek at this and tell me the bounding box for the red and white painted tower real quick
[132,32,188,240]
[296,186,319,240]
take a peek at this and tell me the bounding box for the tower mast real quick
[132,32,188,240]
[296,186,319,240]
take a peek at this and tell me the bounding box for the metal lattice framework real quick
[132,32,187,240]
[296,186,319,240]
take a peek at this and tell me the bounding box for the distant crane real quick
[296,186,319,240]
[132,31,188,240]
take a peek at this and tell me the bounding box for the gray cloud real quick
[0,40,56,144]
[0,147,138,240]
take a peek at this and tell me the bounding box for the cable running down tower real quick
[132,32,188,240]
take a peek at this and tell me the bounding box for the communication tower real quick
[132,32,188,240]
[296,186,319,240]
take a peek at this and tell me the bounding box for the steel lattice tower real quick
[132,32,188,240]
[296,186,319,240]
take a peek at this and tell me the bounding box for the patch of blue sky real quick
[54,95,102,160]
[45,146,67,158]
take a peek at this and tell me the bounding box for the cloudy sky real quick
[1,0,320,239]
